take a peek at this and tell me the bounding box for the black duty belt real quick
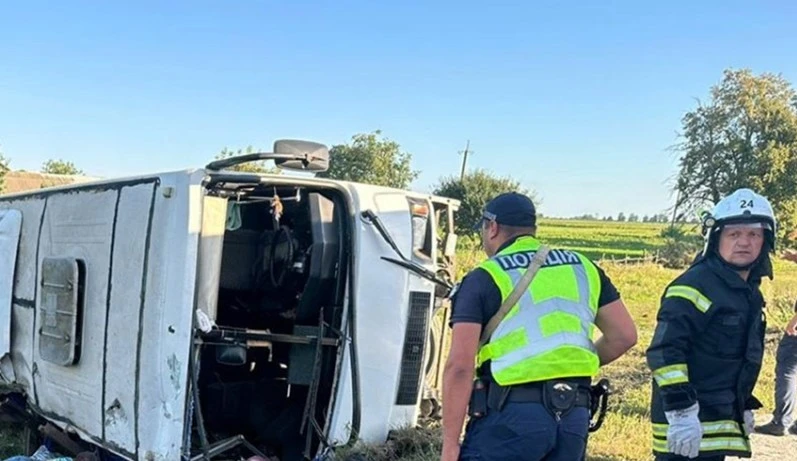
[487,381,591,411]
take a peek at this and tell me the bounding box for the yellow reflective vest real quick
[476,236,602,385]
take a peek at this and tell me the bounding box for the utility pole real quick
[459,140,473,182]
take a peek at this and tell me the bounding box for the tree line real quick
[2,67,796,243]
[570,213,688,223]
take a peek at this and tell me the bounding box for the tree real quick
[672,68,797,241]
[41,159,83,175]
[213,146,282,174]
[316,131,419,189]
[617,212,627,222]
[432,168,538,234]
[628,213,639,222]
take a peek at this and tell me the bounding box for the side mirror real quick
[205,139,330,173]
[273,139,330,172]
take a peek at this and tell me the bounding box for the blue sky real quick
[2,1,796,218]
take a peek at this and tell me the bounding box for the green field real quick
[2,219,795,460]
[535,218,687,260]
[454,218,692,278]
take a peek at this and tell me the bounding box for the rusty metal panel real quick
[39,257,83,366]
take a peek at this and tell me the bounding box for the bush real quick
[658,238,700,269]
[432,169,537,235]
[657,226,702,269]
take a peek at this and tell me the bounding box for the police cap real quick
[473,192,537,230]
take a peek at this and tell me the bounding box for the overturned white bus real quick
[0,140,460,461]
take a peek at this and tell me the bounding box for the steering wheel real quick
[269,225,295,288]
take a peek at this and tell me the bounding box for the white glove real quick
[665,402,703,459]
[744,410,755,435]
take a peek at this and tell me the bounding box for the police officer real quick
[646,188,777,460]
[440,192,638,461]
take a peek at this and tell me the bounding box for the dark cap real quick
[473,192,537,230]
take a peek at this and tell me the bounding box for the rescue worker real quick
[441,192,638,461]
[754,248,797,436]
[646,188,777,460]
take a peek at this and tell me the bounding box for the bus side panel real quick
[136,173,202,459]
[103,182,158,455]
[0,199,44,393]
[34,189,118,439]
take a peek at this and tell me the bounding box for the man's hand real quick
[783,249,797,263]
[786,314,797,336]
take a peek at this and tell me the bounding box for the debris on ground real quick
[1,443,103,461]
[2,445,72,461]
[330,424,443,461]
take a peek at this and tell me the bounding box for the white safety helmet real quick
[699,188,777,264]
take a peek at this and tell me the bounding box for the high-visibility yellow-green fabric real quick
[477,236,601,385]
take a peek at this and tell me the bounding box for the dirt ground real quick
[727,413,797,461]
